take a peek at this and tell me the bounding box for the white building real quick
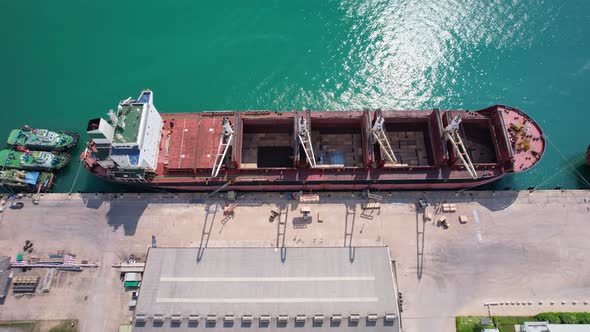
[523,321,590,332]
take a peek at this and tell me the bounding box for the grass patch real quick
[493,316,535,332]
[0,321,35,332]
[456,316,493,332]
[457,313,590,332]
[48,321,77,332]
[0,320,77,332]
[536,312,590,324]
[456,316,535,332]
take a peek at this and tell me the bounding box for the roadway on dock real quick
[0,190,589,332]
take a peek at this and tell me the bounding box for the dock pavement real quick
[0,190,589,332]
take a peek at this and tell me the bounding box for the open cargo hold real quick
[310,116,364,168]
[240,118,294,169]
[380,117,435,167]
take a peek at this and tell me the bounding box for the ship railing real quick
[380,164,436,169]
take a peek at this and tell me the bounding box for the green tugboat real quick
[0,149,70,171]
[0,170,54,192]
[7,126,79,151]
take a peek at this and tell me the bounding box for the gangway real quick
[371,111,397,164]
[211,118,234,177]
[444,116,477,179]
[297,117,317,167]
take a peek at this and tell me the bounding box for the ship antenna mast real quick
[444,116,478,179]
[107,109,118,127]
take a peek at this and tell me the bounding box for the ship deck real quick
[157,114,228,173]
[146,106,546,188]
[113,104,143,144]
[500,107,545,172]
[6,129,23,145]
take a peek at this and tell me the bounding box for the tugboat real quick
[0,148,70,171]
[0,170,54,192]
[7,127,79,151]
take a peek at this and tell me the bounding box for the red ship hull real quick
[84,99,545,192]
[133,177,502,191]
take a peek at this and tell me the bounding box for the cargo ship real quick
[81,90,545,191]
[7,127,79,151]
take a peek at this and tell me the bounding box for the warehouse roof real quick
[134,247,400,331]
[524,321,590,332]
[0,256,11,299]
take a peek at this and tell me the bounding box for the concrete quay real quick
[0,190,589,332]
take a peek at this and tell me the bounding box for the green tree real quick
[535,313,560,324]
[575,313,590,324]
[559,313,578,324]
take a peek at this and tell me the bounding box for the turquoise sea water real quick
[1,0,589,192]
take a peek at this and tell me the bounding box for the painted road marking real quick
[473,209,482,243]
[156,297,378,303]
[160,276,375,282]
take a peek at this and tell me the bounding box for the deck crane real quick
[371,110,398,164]
[297,117,317,167]
[211,118,234,177]
[444,116,477,179]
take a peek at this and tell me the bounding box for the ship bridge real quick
[85,90,163,181]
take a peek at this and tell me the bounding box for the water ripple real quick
[324,0,561,110]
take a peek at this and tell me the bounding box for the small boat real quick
[0,169,54,192]
[7,127,79,151]
[0,149,70,171]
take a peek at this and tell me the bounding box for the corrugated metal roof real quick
[0,256,11,298]
[120,262,145,273]
[118,325,133,332]
[523,322,590,332]
[124,272,142,282]
[547,325,590,332]
[133,247,400,332]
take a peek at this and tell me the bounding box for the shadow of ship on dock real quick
[76,190,520,256]
[81,193,149,236]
